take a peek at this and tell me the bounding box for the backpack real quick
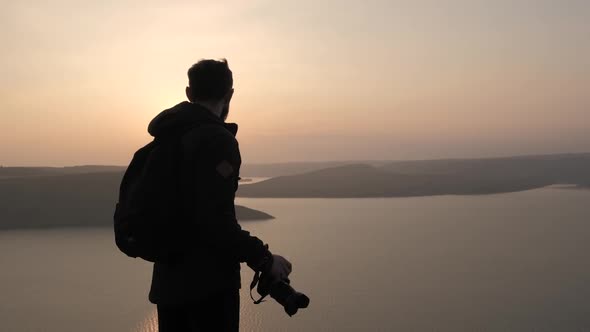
[113,126,197,263]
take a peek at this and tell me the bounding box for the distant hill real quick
[238,153,590,198]
[3,152,589,201]
[239,161,388,177]
[0,172,272,230]
[381,153,590,179]
[0,163,358,179]
[0,165,125,179]
[0,162,373,179]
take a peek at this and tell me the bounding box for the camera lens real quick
[269,281,310,316]
[284,292,310,316]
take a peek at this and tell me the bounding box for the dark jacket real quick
[147,101,270,305]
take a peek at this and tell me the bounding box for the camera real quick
[257,278,310,316]
[268,279,310,316]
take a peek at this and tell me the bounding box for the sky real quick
[0,0,588,166]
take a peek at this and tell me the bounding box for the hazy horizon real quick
[2,0,589,166]
[1,150,589,168]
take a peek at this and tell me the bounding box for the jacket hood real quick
[148,101,238,138]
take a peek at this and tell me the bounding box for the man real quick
[147,59,292,331]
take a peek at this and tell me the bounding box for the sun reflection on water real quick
[133,309,158,332]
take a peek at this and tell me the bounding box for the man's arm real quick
[186,129,270,270]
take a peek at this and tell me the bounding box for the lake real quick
[1,187,589,331]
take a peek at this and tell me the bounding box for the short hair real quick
[187,59,233,101]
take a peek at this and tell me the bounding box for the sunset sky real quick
[1,0,588,166]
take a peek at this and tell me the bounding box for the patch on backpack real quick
[216,160,234,178]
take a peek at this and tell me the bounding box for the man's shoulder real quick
[182,123,238,153]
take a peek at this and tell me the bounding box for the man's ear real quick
[224,88,234,103]
[185,86,194,102]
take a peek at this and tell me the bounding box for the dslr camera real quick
[256,277,310,316]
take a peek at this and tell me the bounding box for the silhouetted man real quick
[147,59,292,331]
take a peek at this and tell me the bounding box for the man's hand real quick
[250,254,293,302]
[258,254,292,290]
[266,254,292,283]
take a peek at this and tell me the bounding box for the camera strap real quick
[249,270,268,304]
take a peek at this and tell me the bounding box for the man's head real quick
[186,59,234,120]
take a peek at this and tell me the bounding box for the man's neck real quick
[194,101,223,119]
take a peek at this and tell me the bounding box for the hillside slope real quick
[238,154,590,198]
[0,172,272,230]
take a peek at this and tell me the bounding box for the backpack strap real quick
[155,123,203,260]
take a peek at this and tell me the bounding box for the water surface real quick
[1,187,589,331]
